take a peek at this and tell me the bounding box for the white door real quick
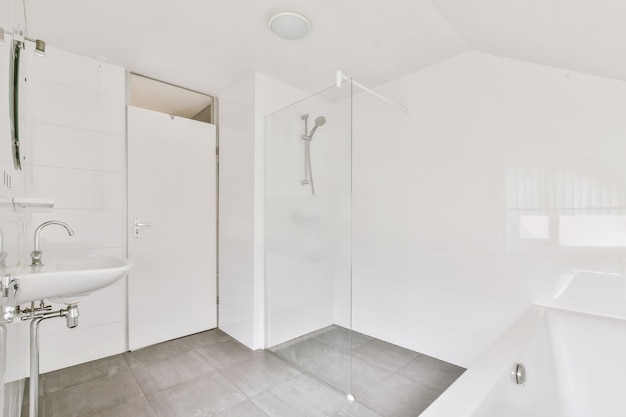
[127,105,217,350]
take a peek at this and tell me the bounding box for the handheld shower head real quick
[308,116,326,138]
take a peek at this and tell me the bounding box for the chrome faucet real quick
[30,221,75,267]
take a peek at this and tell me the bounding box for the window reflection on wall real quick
[519,215,550,240]
[559,215,626,248]
[516,214,626,248]
[507,161,626,252]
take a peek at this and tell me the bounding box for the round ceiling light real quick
[269,12,311,40]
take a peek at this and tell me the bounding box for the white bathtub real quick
[421,304,626,417]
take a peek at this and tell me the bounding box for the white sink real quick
[11,256,133,305]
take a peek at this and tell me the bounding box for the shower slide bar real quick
[335,70,409,114]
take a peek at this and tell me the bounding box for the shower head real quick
[309,116,326,138]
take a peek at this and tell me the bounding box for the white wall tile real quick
[297,301,334,336]
[219,243,254,282]
[416,210,502,253]
[23,46,125,98]
[265,142,294,179]
[218,74,258,349]
[219,144,255,181]
[30,123,124,172]
[38,284,126,337]
[39,322,126,374]
[219,304,254,348]
[267,272,333,314]
[219,273,255,320]
[419,285,503,340]
[413,249,504,298]
[21,78,124,135]
[218,126,253,151]
[219,211,254,246]
[29,166,124,210]
[219,177,254,212]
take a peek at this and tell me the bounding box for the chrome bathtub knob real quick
[511,363,527,385]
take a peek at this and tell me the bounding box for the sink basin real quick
[10,256,133,305]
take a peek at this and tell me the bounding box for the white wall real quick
[219,72,331,349]
[3,45,126,381]
[351,51,626,367]
[218,74,257,348]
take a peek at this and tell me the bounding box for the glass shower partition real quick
[264,81,353,396]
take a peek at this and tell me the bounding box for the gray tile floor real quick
[21,328,464,417]
[272,327,465,416]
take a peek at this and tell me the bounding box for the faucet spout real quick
[31,221,74,267]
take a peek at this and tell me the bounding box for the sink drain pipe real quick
[29,303,79,417]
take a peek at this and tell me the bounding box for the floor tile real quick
[179,328,231,349]
[214,399,271,417]
[273,338,344,374]
[94,396,157,417]
[195,339,258,370]
[43,367,144,417]
[251,374,349,417]
[306,352,353,394]
[25,328,462,417]
[219,351,301,397]
[351,357,396,396]
[357,374,439,417]
[43,355,130,394]
[330,401,384,417]
[397,355,465,393]
[147,371,246,417]
[309,353,394,396]
[124,339,191,368]
[352,339,420,372]
[313,327,374,352]
[130,349,216,395]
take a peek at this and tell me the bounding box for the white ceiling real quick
[430,0,626,82]
[6,0,626,96]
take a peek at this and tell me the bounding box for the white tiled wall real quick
[2,45,126,381]
[350,51,626,367]
[218,74,257,348]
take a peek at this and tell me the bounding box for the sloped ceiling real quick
[7,0,626,96]
[430,0,626,82]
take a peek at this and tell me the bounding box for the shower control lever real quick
[134,218,152,239]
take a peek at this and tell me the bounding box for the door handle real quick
[134,218,152,239]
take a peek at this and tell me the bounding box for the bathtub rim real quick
[420,305,545,417]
